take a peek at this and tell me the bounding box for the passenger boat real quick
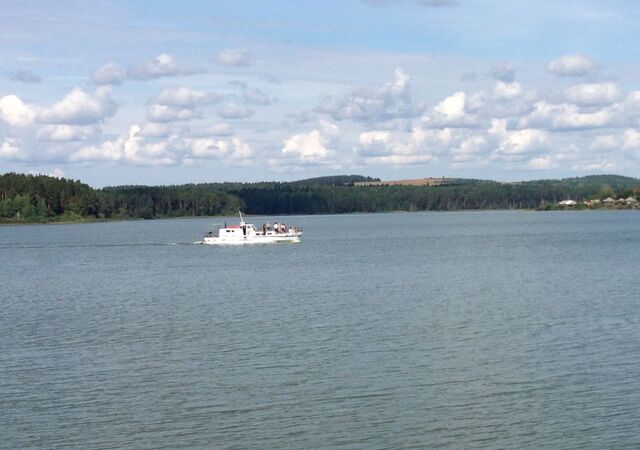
[199,212,302,245]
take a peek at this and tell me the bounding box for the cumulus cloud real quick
[217,103,254,119]
[38,87,117,125]
[547,54,595,77]
[355,126,453,166]
[71,125,184,165]
[518,101,614,130]
[70,124,254,166]
[127,53,197,80]
[277,121,342,166]
[154,87,221,108]
[282,130,333,161]
[357,130,392,156]
[92,55,201,84]
[215,49,251,67]
[0,95,37,127]
[450,134,490,163]
[316,67,423,122]
[36,124,96,141]
[527,156,556,170]
[493,81,523,100]
[147,104,200,122]
[432,91,480,126]
[138,122,171,138]
[91,62,126,85]
[623,129,640,159]
[0,138,24,160]
[8,69,41,83]
[187,137,253,160]
[565,83,621,106]
[489,119,549,158]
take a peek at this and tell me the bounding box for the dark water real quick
[1,211,640,449]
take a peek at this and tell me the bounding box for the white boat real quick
[199,212,302,245]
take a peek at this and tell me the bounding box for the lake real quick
[1,211,640,449]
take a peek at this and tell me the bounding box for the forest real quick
[1,172,638,223]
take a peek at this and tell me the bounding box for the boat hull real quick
[201,234,301,245]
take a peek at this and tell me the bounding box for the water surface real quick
[1,211,640,448]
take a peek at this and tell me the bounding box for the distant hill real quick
[290,175,381,186]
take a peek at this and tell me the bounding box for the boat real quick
[198,212,302,245]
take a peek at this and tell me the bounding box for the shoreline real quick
[2,207,637,226]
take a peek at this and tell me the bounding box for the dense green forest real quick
[1,172,638,223]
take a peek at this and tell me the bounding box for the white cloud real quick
[217,103,254,119]
[155,87,221,107]
[70,124,253,166]
[187,137,253,160]
[70,138,124,163]
[363,153,434,166]
[527,156,556,170]
[316,67,423,122]
[355,126,451,165]
[138,122,171,137]
[71,125,184,165]
[91,62,126,85]
[359,130,391,145]
[489,118,549,156]
[36,124,95,141]
[126,138,184,166]
[434,92,465,119]
[0,95,36,127]
[570,159,616,171]
[547,54,595,77]
[623,129,640,159]
[450,134,489,162]
[38,87,117,125]
[493,81,523,100]
[518,101,614,130]
[147,104,199,122]
[215,48,250,67]
[0,138,24,160]
[565,83,621,105]
[127,53,192,80]
[357,130,392,156]
[432,91,478,126]
[283,130,330,159]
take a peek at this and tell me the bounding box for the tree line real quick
[1,172,638,223]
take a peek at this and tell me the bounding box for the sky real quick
[2,0,640,186]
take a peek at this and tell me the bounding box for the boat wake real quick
[0,242,193,249]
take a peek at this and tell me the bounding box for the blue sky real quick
[2,0,640,186]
